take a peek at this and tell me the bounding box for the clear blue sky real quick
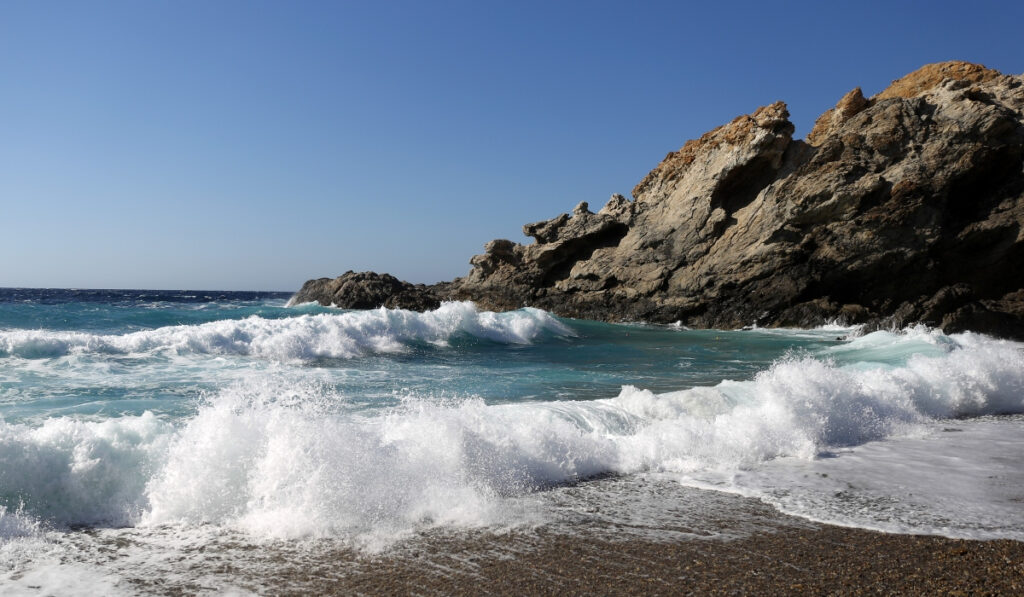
[2,0,1021,291]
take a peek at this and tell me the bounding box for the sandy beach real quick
[109,480,1024,595]
[305,526,1024,596]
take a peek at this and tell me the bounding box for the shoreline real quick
[103,480,1024,595]
[4,294,1024,595]
[300,526,1024,596]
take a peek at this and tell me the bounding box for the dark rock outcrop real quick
[294,61,1024,338]
[290,271,441,311]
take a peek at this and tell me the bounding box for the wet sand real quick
[102,478,1024,595]
[125,486,1023,596]
[269,527,1022,596]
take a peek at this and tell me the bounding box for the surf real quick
[0,301,573,361]
[1,321,1021,548]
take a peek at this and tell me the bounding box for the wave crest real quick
[1,328,1022,544]
[0,302,572,361]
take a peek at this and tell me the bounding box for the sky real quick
[2,0,1022,291]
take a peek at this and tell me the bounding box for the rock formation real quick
[290,271,440,311]
[294,61,1024,338]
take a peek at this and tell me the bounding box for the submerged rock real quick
[294,61,1024,338]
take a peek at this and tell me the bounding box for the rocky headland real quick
[293,61,1024,338]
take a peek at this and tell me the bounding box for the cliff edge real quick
[293,61,1024,338]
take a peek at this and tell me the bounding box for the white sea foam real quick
[0,533,120,597]
[0,413,171,527]
[0,302,571,361]
[721,415,1024,539]
[0,328,1022,549]
[0,506,42,541]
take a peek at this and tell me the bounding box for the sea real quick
[1,288,1023,594]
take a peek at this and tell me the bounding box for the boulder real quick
[290,271,441,311]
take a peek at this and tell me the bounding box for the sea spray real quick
[3,293,1024,559]
[0,412,170,527]
[5,327,1019,545]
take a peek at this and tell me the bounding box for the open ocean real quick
[1,288,1023,594]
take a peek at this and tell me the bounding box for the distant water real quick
[2,288,1023,593]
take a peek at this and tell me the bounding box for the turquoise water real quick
[1,288,1023,593]
[0,288,851,423]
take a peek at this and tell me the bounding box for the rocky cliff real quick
[293,61,1024,338]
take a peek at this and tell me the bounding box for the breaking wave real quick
[0,302,572,361]
[1,328,1021,546]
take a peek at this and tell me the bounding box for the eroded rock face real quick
[448,61,1024,337]
[294,61,1024,338]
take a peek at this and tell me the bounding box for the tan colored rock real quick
[806,87,869,146]
[874,60,1002,100]
[632,101,793,199]
[294,61,1024,338]
[446,61,1024,336]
